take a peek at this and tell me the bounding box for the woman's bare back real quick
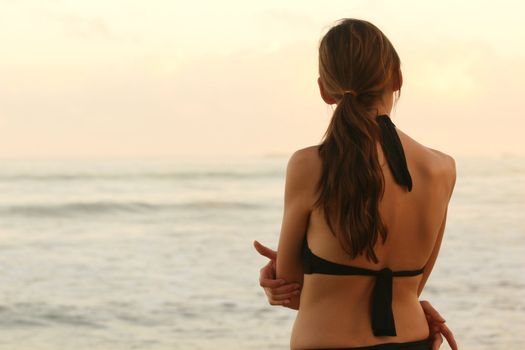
[290,127,456,349]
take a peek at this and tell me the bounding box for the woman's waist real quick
[292,290,429,348]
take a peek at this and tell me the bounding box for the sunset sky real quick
[1,0,524,158]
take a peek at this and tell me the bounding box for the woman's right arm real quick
[418,155,456,296]
[418,207,448,296]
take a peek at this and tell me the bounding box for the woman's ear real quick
[317,77,337,105]
[393,68,403,91]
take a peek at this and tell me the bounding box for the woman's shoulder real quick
[286,145,323,186]
[419,144,456,190]
[288,145,322,169]
[397,128,456,197]
[395,127,455,193]
[283,146,323,208]
[396,127,455,168]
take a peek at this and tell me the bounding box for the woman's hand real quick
[420,300,458,350]
[254,240,301,306]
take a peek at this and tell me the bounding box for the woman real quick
[255,18,457,350]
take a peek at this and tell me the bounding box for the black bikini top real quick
[302,114,424,337]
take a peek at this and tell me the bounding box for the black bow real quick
[371,267,396,336]
[376,115,413,192]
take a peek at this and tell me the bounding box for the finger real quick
[431,308,446,323]
[253,240,277,260]
[431,332,443,350]
[270,290,300,301]
[426,316,440,333]
[259,261,283,288]
[440,324,458,350]
[420,300,446,323]
[430,324,441,335]
[259,260,276,279]
[268,298,291,306]
[260,277,285,288]
[270,283,302,295]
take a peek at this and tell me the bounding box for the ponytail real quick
[315,18,401,263]
[314,92,387,263]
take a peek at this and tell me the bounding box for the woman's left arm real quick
[276,149,316,310]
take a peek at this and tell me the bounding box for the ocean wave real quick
[0,200,263,217]
[0,170,284,182]
[0,303,104,329]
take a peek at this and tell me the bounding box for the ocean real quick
[0,155,523,349]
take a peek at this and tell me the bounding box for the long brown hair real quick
[314,18,402,263]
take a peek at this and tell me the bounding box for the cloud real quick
[258,9,319,30]
[394,38,525,156]
[0,32,523,157]
[403,39,495,101]
[49,13,112,40]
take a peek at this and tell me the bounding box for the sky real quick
[0,0,524,158]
